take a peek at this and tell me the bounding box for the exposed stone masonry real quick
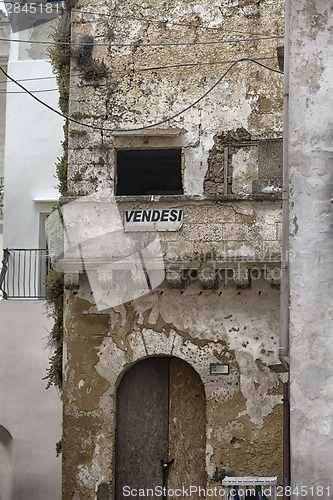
[61,1,285,498]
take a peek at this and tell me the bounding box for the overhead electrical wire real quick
[0,74,58,83]
[0,55,279,93]
[0,58,283,132]
[0,86,60,93]
[0,34,284,48]
[0,51,280,85]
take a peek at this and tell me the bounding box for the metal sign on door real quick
[116,357,206,499]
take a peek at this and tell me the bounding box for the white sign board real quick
[124,209,183,232]
[210,364,230,375]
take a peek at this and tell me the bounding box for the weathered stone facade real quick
[61,0,285,498]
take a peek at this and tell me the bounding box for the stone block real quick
[205,205,236,224]
[252,179,283,195]
[223,223,248,241]
[199,268,218,289]
[233,267,250,288]
[265,267,281,287]
[64,273,80,290]
[250,223,277,242]
[258,139,283,180]
[166,269,183,288]
[262,241,282,260]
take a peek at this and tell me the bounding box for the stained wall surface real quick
[62,1,285,498]
[66,0,284,198]
[63,277,284,498]
[288,0,333,497]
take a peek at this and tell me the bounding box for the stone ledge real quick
[60,193,282,205]
[60,257,281,272]
[63,259,281,291]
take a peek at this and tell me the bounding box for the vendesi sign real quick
[124,209,183,232]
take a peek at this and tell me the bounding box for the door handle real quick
[161,459,175,469]
[161,459,175,500]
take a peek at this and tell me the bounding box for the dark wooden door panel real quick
[168,358,206,498]
[116,357,206,500]
[116,357,169,500]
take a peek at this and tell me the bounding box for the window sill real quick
[61,193,282,204]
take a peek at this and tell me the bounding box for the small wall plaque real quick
[210,364,230,375]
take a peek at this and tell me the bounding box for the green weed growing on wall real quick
[56,439,62,457]
[43,2,72,394]
[43,268,64,391]
[48,3,71,196]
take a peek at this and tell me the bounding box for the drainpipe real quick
[279,0,290,371]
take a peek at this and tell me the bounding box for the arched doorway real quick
[116,357,206,499]
[0,425,13,499]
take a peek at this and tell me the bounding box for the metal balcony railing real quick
[0,177,3,217]
[0,249,52,299]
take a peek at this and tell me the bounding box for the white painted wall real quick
[0,301,62,499]
[0,11,10,258]
[3,58,62,249]
[288,0,333,497]
[0,15,63,500]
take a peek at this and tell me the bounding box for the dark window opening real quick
[116,149,183,196]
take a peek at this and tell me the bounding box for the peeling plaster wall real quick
[61,196,285,497]
[288,0,333,496]
[64,1,285,497]
[63,278,284,498]
[67,0,284,197]
[60,198,282,263]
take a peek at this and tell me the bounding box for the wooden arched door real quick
[116,357,206,499]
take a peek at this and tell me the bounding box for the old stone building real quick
[57,0,286,498]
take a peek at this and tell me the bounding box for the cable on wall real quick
[0,58,283,133]
[0,55,279,93]
[0,34,284,48]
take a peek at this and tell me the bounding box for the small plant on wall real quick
[43,268,64,392]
